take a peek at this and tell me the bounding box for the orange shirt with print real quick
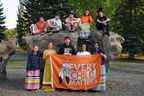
[80,15,93,24]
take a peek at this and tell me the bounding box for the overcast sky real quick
[1,0,19,29]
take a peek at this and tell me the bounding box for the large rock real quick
[23,31,79,50]
[23,31,124,59]
[0,38,17,80]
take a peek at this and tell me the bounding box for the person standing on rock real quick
[25,45,42,91]
[57,36,76,55]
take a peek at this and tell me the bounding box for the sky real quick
[1,0,19,29]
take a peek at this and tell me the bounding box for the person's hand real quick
[64,53,72,56]
[100,53,107,59]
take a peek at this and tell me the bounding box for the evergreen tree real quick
[0,2,6,40]
[17,0,72,48]
[16,0,30,49]
[113,0,144,58]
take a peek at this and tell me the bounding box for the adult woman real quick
[79,10,93,39]
[42,42,57,91]
[25,45,42,90]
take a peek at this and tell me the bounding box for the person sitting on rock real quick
[79,10,93,39]
[30,17,47,35]
[65,14,79,32]
[96,10,110,36]
[47,15,62,32]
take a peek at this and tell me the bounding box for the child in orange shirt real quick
[30,17,47,35]
[79,10,93,39]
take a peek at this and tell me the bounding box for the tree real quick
[112,0,144,58]
[0,2,6,40]
[69,0,121,30]
[16,0,30,49]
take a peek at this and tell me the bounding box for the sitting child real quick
[65,14,79,32]
[47,15,62,32]
[30,17,47,35]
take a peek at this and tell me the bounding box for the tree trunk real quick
[0,57,7,80]
[0,52,14,80]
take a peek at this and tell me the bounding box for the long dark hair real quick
[84,9,91,16]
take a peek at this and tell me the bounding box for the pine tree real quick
[113,0,144,58]
[17,0,72,48]
[16,0,30,49]
[0,2,6,40]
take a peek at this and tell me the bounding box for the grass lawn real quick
[7,52,26,68]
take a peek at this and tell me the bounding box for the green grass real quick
[7,52,27,68]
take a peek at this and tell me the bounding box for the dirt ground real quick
[0,60,144,96]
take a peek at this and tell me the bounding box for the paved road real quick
[0,60,144,96]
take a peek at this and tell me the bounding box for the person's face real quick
[69,14,74,18]
[48,42,54,49]
[39,17,45,22]
[99,12,103,17]
[55,16,59,20]
[33,46,39,52]
[82,44,87,51]
[64,39,71,45]
[95,43,99,48]
[85,10,90,16]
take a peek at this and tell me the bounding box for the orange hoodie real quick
[80,15,93,24]
[36,21,47,33]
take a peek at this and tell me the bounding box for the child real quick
[25,45,42,91]
[79,10,93,39]
[77,44,91,56]
[92,42,107,91]
[65,14,79,32]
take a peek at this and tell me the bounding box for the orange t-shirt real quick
[36,21,47,33]
[80,15,93,24]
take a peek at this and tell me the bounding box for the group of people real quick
[30,9,110,38]
[25,36,107,91]
[25,8,110,92]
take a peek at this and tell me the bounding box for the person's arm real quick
[65,18,69,23]
[30,24,39,34]
[27,53,31,64]
[97,18,103,23]
[59,20,63,29]
[89,16,93,23]
[57,45,64,54]
[102,17,110,24]
[100,53,107,59]
[42,50,46,60]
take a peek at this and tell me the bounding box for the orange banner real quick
[50,54,102,90]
